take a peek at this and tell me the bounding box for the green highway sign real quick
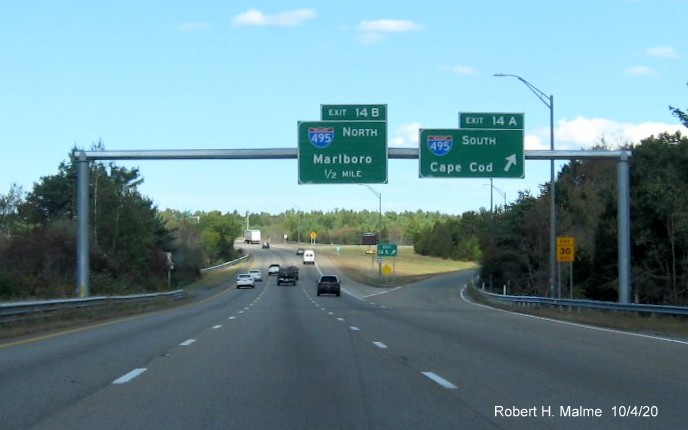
[321,104,387,121]
[377,243,398,257]
[459,112,524,129]
[419,128,524,178]
[298,120,387,184]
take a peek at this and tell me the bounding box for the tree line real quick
[1,96,686,304]
[0,150,454,299]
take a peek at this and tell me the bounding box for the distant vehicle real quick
[317,275,341,296]
[244,229,261,244]
[303,249,315,265]
[277,266,299,286]
[268,264,280,276]
[296,248,305,255]
[236,273,255,289]
[262,242,270,249]
[248,269,263,282]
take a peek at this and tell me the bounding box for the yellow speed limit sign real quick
[557,236,575,262]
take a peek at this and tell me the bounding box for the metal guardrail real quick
[0,290,184,323]
[0,255,250,323]
[199,255,248,274]
[470,285,688,317]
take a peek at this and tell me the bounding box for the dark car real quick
[277,266,299,286]
[317,275,341,296]
[296,248,305,255]
[262,242,270,249]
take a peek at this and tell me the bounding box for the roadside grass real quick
[467,285,688,339]
[314,244,477,287]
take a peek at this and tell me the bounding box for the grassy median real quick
[314,244,476,287]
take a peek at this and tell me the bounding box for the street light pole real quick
[494,73,556,297]
[359,184,382,242]
[359,184,383,277]
[485,179,507,213]
[493,182,507,210]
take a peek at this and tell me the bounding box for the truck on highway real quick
[244,229,261,244]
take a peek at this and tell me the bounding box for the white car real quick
[268,264,280,276]
[248,269,263,282]
[236,273,255,289]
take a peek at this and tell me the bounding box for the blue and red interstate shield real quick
[427,135,453,156]
[308,127,335,148]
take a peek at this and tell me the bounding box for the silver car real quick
[248,269,263,282]
[236,273,255,289]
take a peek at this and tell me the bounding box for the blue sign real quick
[308,127,334,148]
[427,135,453,156]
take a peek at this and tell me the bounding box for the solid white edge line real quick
[422,371,458,389]
[113,368,147,384]
[360,286,402,299]
[460,286,688,346]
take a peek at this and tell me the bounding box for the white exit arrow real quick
[504,154,517,172]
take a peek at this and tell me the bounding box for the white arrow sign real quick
[504,154,517,172]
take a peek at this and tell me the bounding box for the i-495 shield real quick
[308,127,335,149]
[426,135,453,156]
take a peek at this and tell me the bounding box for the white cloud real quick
[626,65,657,76]
[646,46,679,59]
[359,19,423,33]
[358,19,423,44]
[232,8,316,27]
[176,22,211,33]
[451,66,477,76]
[526,116,684,150]
[390,122,421,147]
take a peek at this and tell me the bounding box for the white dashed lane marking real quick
[422,372,458,389]
[112,368,147,385]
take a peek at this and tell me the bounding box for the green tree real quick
[2,147,172,298]
[669,82,688,128]
[198,211,243,265]
[0,183,25,244]
[631,132,688,304]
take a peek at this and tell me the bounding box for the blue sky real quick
[1,0,686,215]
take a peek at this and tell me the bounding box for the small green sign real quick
[321,104,387,121]
[459,112,524,129]
[298,121,387,184]
[377,243,398,257]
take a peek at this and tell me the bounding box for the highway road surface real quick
[1,245,686,429]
